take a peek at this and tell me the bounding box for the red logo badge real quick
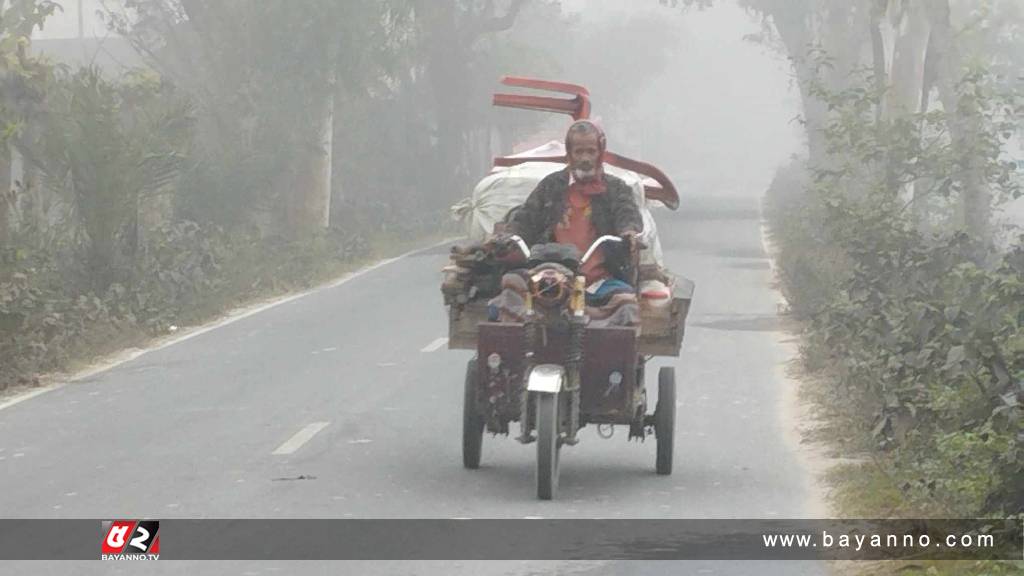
[102,520,160,559]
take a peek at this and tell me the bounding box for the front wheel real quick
[655,366,676,475]
[535,392,561,500]
[463,358,484,469]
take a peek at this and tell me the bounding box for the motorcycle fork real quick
[629,358,649,441]
[517,315,537,444]
[563,316,585,446]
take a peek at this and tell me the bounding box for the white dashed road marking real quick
[420,337,448,353]
[272,422,330,455]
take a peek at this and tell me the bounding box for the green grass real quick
[810,375,1024,576]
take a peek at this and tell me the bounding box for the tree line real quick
[684,0,1024,536]
[0,0,681,389]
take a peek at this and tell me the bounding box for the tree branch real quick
[468,0,526,37]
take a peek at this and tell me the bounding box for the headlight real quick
[530,269,569,306]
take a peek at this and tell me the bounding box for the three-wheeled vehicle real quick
[441,78,694,500]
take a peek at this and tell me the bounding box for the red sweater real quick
[554,179,610,285]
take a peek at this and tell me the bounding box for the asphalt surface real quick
[0,197,828,575]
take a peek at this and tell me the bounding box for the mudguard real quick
[526,364,565,394]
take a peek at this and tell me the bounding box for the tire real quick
[655,366,676,475]
[535,392,561,500]
[463,358,484,469]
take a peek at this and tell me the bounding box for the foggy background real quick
[557,0,802,198]
[3,6,1022,572]
[5,0,827,405]
[31,0,803,202]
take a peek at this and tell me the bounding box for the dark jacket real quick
[504,169,643,248]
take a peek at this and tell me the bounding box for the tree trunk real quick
[909,29,942,227]
[771,9,829,163]
[821,1,866,84]
[422,1,469,204]
[287,88,334,237]
[925,0,990,244]
[920,31,937,114]
[0,144,10,244]
[319,89,335,230]
[870,0,888,126]
[884,0,931,119]
[419,0,526,206]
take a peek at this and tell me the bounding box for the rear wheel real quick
[463,358,484,469]
[535,392,561,500]
[655,366,676,475]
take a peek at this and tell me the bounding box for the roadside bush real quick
[805,216,1023,515]
[0,57,432,391]
[130,220,232,331]
[765,66,1024,518]
[0,247,130,388]
[0,217,384,390]
[764,161,851,322]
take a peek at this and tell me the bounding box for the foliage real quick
[29,66,193,289]
[0,244,135,386]
[102,0,422,232]
[766,63,1024,517]
[1,0,559,390]
[0,215,386,390]
[0,0,58,145]
[807,226,1024,515]
[764,162,850,320]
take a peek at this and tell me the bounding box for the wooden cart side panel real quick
[476,323,528,424]
[579,326,638,418]
[637,296,691,356]
[449,302,490,349]
[480,323,639,421]
[448,295,691,356]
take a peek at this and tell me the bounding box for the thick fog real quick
[4,1,1024,571]
[558,0,803,198]
[33,0,802,201]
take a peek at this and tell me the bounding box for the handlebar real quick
[490,234,531,260]
[493,233,640,267]
[580,235,623,265]
[581,234,643,289]
[508,235,531,260]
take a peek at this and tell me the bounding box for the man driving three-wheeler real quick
[441,77,693,500]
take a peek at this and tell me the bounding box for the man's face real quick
[568,132,601,180]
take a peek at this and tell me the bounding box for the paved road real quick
[0,197,827,575]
